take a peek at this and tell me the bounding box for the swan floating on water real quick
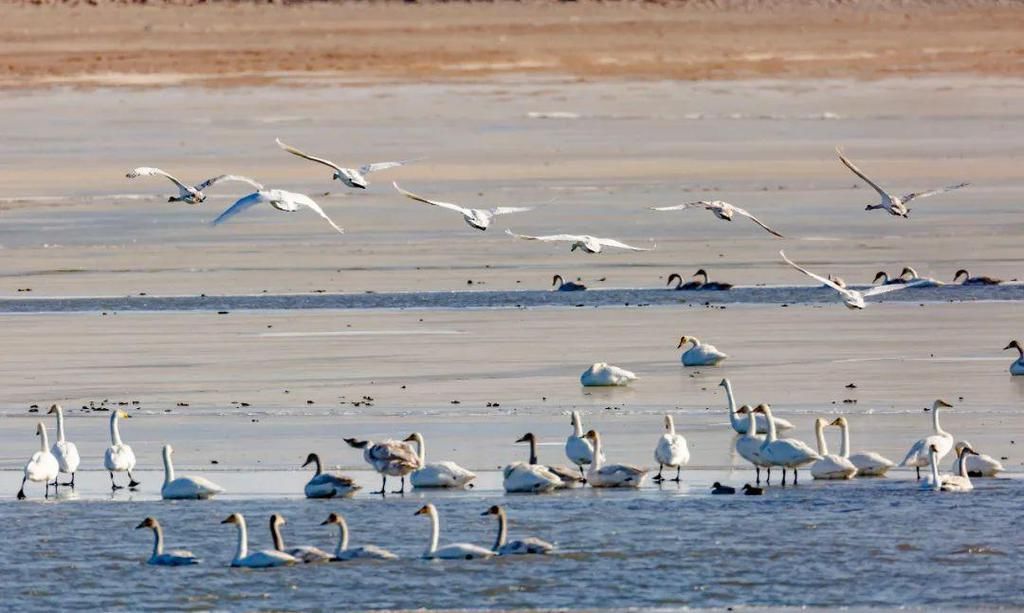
[650,200,783,238]
[135,517,199,566]
[47,404,79,488]
[552,274,586,291]
[653,415,690,483]
[221,513,297,568]
[829,416,893,477]
[872,271,906,286]
[515,432,583,489]
[580,362,637,387]
[950,441,1003,477]
[161,444,225,500]
[678,335,728,366]
[836,146,968,218]
[505,229,653,253]
[302,452,360,498]
[720,378,793,434]
[898,267,943,287]
[667,269,733,291]
[345,436,422,494]
[810,418,857,480]
[922,443,977,492]
[780,250,922,309]
[127,167,263,204]
[212,188,344,235]
[565,411,602,480]
[415,503,494,560]
[270,514,332,563]
[393,182,532,230]
[104,409,139,491]
[954,269,1001,285]
[900,399,954,480]
[1004,340,1024,375]
[404,432,477,488]
[276,138,413,189]
[321,512,398,561]
[17,421,59,500]
[758,404,820,485]
[584,429,648,488]
[482,505,554,555]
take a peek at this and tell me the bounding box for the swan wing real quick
[836,147,891,200]
[127,167,193,197]
[433,543,494,559]
[195,174,264,192]
[488,206,533,217]
[861,280,924,297]
[275,138,344,172]
[393,182,470,215]
[498,537,555,555]
[731,205,784,238]
[780,250,843,292]
[649,202,705,212]
[901,182,969,203]
[359,159,413,175]
[292,194,345,235]
[211,192,266,226]
[505,230,582,243]
[595,237,653,252]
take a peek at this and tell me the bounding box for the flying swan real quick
[650,200,783,237]
[212,188,344,235]
[393,182,532,230]
[276,138,414,189]
[836,146,968,218]
[127,167,264,205]
[780,250,922,309]
[505,230,652,253]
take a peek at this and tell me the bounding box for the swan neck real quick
[572,413,583,436]
[765,409,778,442]
[55,410,66,443]
[746,408,758,436]
[39,427,49,452]
[110,413,122,446]
[591,435,603,470]
[152,524,164,557]
[929,451,941,491]
[312,455,322,476]
[839,422,850,457]
[814,421,828,456]
[958,451,969,478]
[527,436,538,465]
[426,510,439,556]
[234,518,248,562]
[335,518,349,555]
[162,448,174,485]
[666,416,675,436]
[932,406,946,435]
[414,433,426,464]
[271,518,285,551]
[493,510,508,551]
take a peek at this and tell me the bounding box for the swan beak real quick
[414,506,429,516]
[829,418,842,426]
[1003,342,1016,351]
[134,521,148,529]
[937,399,953,408]
[480,510,491,516]
[402,434,416,442]
[514,434,530,443]
[220,515,236,525]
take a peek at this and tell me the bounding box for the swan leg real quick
[756,467,761,484]
[372,475,387,495]
[916,466,920,481]
[578,465,587,484]
[671,466,681,483]
[17,477,27,500]
[766,468,771,484]
[781,469,787,486]
[793,469,799,485]
[653,465,664,482]
[391,476,406,494]
[110,471,123,491]
[62,473,75,488]
[128,471,141,489]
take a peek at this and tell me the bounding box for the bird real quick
[276,138,413,189]
[269,514,332,563]
[505,230,652,253]
[104,409,139,491]
[950,441,1003,477]
[212,188,344,235]
[667,272,703,290]
[17,421,59,500]
[552,275,586,291]
[678,335,728,366]
[741,484,764,496]
[160,444,225,500]
[565,411,602,481]
[872,271,906,286]
[482,505,554,555]
[922,443,978,492]
[650,200,783,238]
[135,517,199,566]
[711,482,735,495]
[301,452,360,498]
[127,167,263,204]
[320,512,398,561]
[403,432,477,488]
[827,274,848,289]
[809,418,857,480]
[514,432,583,489]
[1004,340,1024,376]
[720,378,794,434]
[653,415,690,483]
[393,182,532,230]
[580,362,637,387]
[900,399,955,480]
[415,504,494,560]
[46,404,79,488]
[898,267,943,287]
[836,146,968,218]
[780,250,922,309]
[953,269,1002,285]
[829,416,894,477]
[734,406,771,484]
[757,404,820,485]
[345,437,422,494]
[221,513,297,568]
[584,429,648,488]
[668,269,733,291]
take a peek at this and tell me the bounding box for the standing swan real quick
[829,417,893,476]
[758,405,820,485]
[922,443,978,492]
[135,517,199,566]
[565,411,602,480]
[321,513,398,561]
[580,363,637,387]
[1003,340,1024,376]
[735,406,770,483]
[678,336,728,366]
[482,505,554,555]
[404,432,477,489]
[220,513,296,568]
[302,453,360,498]
[104,409,139,490]
[415,504,494,560]
[899,399,954,480]
[161,444,225,500]
[584,430,648,488]
[653,415,690,482]
[17,422,60,500]
[720,378,793,434]
[47,404,80,488]
[344,437,422,494]
[809,418,857,480]
[269,514,331,563]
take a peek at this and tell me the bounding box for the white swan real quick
[653,415,690,482]
[393,182,532,230]
[482,505,554,555]
[900,399,955,480]
[810,418,857,480]
[758,405,820,485]
[404,432,477,489]
[922,444,977,492]
[104,409,139,490]
[898,267,944,287]
[650,200,783,237]
[505,229,653,253]
[565,411,602,480]
[720,378,793,433]
[302,452,360,498]
[584,430,648,488]
[781,250,923,309]
[47,404,80,488]
[212,188,344,235]
[950,441,1003,477]
[17,421,60,500]
[829,416,893,477]
[276,138,413,189]
[580,362,637,387]
[734,406,770,483]
[161,444,225,500]
[321,513,398,561]
[513,433,583,489]
[269,514,332,563]
[678,335,728,366]
[345,437,422,494]
[415,504,494,560]
[836,146,968,218]
[127,167,263,204]
[221,513,297,568]
[135,517,199,566]
[1004,340,1024,375]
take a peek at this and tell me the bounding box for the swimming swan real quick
[668,269,733,291]
[321,512,398,561]
[678,335,728,366]
[302,452,360,498]
[580,362,637,387]
[135,517,199,566]
[653,415,690,482]
[584,430,648,488]
[872,271,906,286]
[758,405,820,485]
[950,441,1003,477]
[552,274,586,291]
[898,267,943,287]
[922,443,977,492]
[720,378,793,433]
[269,514,331,563]
[954,269,1001,285]
[482,505,554,555]
[221,513,297,568]
[404,432,477,488]
[1003,340,1024,376]
[345,437,422,494]
[47,404,80,488]
[161,444,224,500]
[900,399,955,480]
[415,504,494,560]
[17,421,60,500]
[829,416,893,476]
[810,418,857,480]
[514,433,583,489]
[104,409,139,490]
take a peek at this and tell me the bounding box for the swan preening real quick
[404,432,477,489]
[780,250,922,309]
[835,146,968,218]
[270,514,332,563]
[720,378,793,434]
[1004,340,1024,375]
[584,430,648,488]
[221,513,297,568]
[276,138,412,190]
[552,274,586,291]
[650,200,784,238]
[667,269,732,291]
[393,182,532,230]
[302,453,361,498]
[47,404,79,488]
[653,415,689,482]
[212,188,344,235]
[810,418,857,480]
[565,411,602,480]
[580,362,637,387]
[127,167,263,204]
[950,441,1003,477]
[104,409,139,490]
[482,505,554,555]
[900,399,954,480]
[830,417,894,477]
[758,405,820,485]
[678,335,728,366]
[954,269,1002,285]
[922,443,978,492]
[321,512,398,561]
[345,437,422,494]
[18,421,59,500]
[415,504,494,560]
[136,517,199,566]
[505,230,653,253]
[161,444,225,500]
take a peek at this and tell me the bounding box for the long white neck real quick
[234,518,249,562]
[932,406,946,436]
[928,450,941,491]
[39,427,49,452]
[334,518,350,556]
[572,413,583,437]
[764,408,778,442]
[689,337,702,347]
[425,510,439,556]
[162,447,175,486]
[151,524,164,557]
[591,435,604,470]
[746,408,758,437]
[838,422,850,458]
[110,413,123,446]
[492,510,508,551]
[414,433,426,464]
[271,518,285,551]
[723,381,742,430]
[55,409,66,443]
[665,416,676,436]
[814,420,828,456]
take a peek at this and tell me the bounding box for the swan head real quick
[220,513,243,525]
[663,415,674,432]
[677,335,694,349]
[955,441,979,458]
[481,505,503,517]
[932,399,953,411]
[718,378,729,388]
[667,273,682,287]
[570,411,581,427]
[753,404,771,416]
[136,517,158,530]
[270,513,286,528]
[900,267,918,279]
[47,404,62,415]
[114,409,131,420]
[693,269,708,282]
[163,444,173,458]
[583,429,600,444]
[1003,340,1021,352]
[301,452,319,468]
[736,405,751,415]
[515,433,536,444]
[953,269,969,282]
[829,416,848,427]
[320,512,343,526]
[552,275,562,287]
[872,271,888,284]
[414,504,436,517]
[814,417,826,431]
[35,422,45,437]
[402,433,423,444]
[344,438,368,449]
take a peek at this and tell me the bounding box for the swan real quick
[810,418,857,480]
[950,441,1003,477]
[135,517,199,566]
[565,411,602,480]
[780,250,923,309]
[836,146,968,218]
[505,229,653,253]
[320,513,398,561]
[482,505,554,555]
[393,182,532,230]
[828,274,847,289]
[345,437,422,494]
[415,504,494,560]
[276,138,413,189]
[1004,340,1024,375]
[650,200,783,238]
[829,416,893,477]
[898,267,943,287]
[302,452,360,498]
[735,406,771,483]
[720,378,793,433]
[17,421,60,500]
[212,188,344,235]
[47,404,80,488]
[403,432,477,488]
[667,272,702,290]
[711,482,735,495]
[954,269,1001,285]
[758,404,820,485]
[900,399,955,480]
[104,409,139,490]
[922,443,977,492]
[872,271,906,286]
[653,415,690,482]
[127,167,263,204]
[221,513,297,568]
[668,269,732,291]
[580,362,637,387]
[269,514,331,563]
[552,274,586,291]
[515,432,583,489]
[161,444,225,500]
[678,335,728,366]
[584,430,648,488]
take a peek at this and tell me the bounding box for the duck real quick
[135,517,199,566]
[404,432,477,488]
[584,429,648,488]
[482,505,554,555]
[104,409,139,490]
[552,274,586,291]
[711,482,735,495]
[829,416,893,477]
[161,444,225,500]
[415,504,494,560]
[565,411,602,481]
[269,514,331,563]
[922,443,978,492]
[810,418,857,480]
[580,362,637,387]
[221,513,297,568]
[950,441,1003,477]
[17,422,60,500]
[720,378,793,434]
[345,437,422,494]
[734,405,771,483]
[872,271,906,286]
[1003,340,1024,375]
[301,452,360,498]
[678,335,728,366]
[953,269,1001,285]
[758,404,820,485]
[653,415,690,483]
[515,433,583,489]
[898,267,943,287]
[899,399,955,480]
[320,512,398,561]
[741,484,764,496]
[47,404,80,488]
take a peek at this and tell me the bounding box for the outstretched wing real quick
[488,207,533,217]
[836,147,891,200]
[127,167,192,196]
[780,250,844,292]
[596,237,654,252]
[862,279,925,297]
[392,182,469,215]
[360,160,414,175]
[292,195,345,235]
[275,138,343,172]
[505,230,582,242]
[649,202,707,212]
[195,174,264,192]
[901,182,969,204]
[211,192,266,226]
[731,205,784,238]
